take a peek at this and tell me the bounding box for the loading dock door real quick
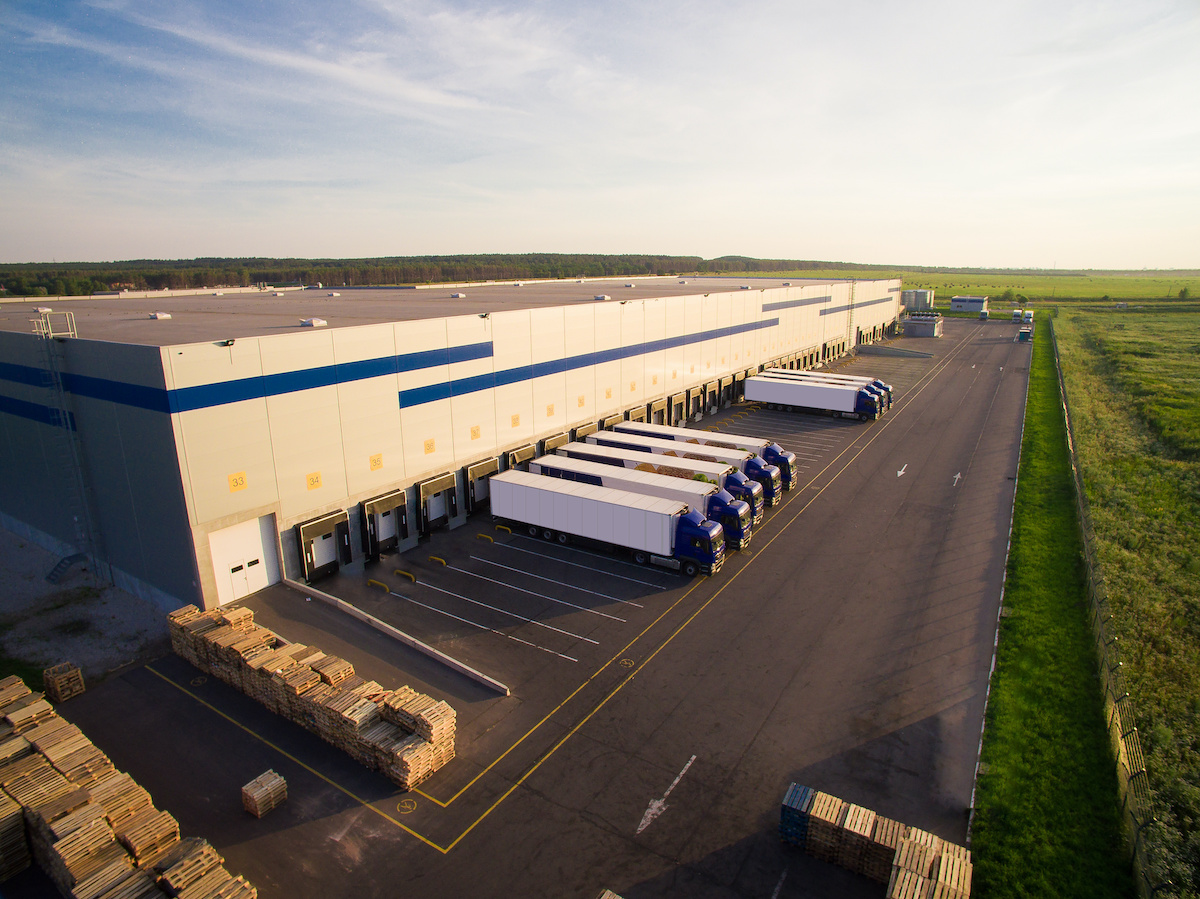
[360,488,407,559]
[669,393,684,425]
[418,473,458,535]
[649,398,667,425]
[572,421,597,440]
[465,458,499,513]
[296,510,351,583]
[208,515,281,606]
[507,444,536,470]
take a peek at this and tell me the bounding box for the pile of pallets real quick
[0,790,30,880]
[167,605,457,791]
[240,771,287,819]
[0,676,258,898]
[779,782,814,848]
[43,665,86,704]
[778,783,973,897]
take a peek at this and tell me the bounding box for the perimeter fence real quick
[1047,314,1172,897]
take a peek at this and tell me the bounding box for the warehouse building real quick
[0,276,901,611]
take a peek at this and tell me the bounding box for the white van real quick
[1011,309,1022,322]
[1023,310,1034,323]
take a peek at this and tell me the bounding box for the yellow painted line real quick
[393,569,415,582]
[367,579,389,591]
[475,534,494,543]
[144,665,450,853]
[415,573,710,808]
[494,524,512,534]
[428,556,447,566]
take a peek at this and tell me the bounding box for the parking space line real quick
[469,556,628,603]
[509,536,673,585]
[391,591,580,662]
[416,580,600,645]
[498,543,661,593]
[143,664,451,852]
[447,564,626,622]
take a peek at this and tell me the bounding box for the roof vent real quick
[451,292,467,298]
[300,318,327,327]
[625,283,636,288]
[34,306,52,313]
[327,292,340,297]
[274,292,285,296]
[782,282,792,287]
[214,291,224,296]
[594,294,611,301]
[149,312,172,320]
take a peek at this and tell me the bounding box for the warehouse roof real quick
[0,276,864,347]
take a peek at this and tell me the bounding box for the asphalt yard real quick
[11,318,1031,899]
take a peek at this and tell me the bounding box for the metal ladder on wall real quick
[33,311,112,585]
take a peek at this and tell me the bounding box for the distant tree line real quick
[0,254,911,297]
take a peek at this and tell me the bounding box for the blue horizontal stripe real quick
[0,394,75,430]
[0,362,48,388]
[820,296,897,316]
[762,296,831,313]
[397,319,778,409]
[63,373,172,413]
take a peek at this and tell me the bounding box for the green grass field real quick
[1053,309,1200,894]
[969,329,1132,898]
[750,268,1200,303]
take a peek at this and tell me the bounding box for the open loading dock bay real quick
[15,318,1031,898]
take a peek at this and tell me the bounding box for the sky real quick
[2,0,1199,268]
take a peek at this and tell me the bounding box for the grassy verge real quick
[1055,310,1200,893]
[970,328,1132,897]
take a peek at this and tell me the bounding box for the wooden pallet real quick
[886,866,931,899]
[158,839,225,893]
[0,789,31,881]
[836,803,877,874]
[114,807,179,864]
[804,792,846,864]
[43,663,87,704]
[892,837,939,878]
[862,816,907,883]
[929,851,973,898]
[241,771,287,819]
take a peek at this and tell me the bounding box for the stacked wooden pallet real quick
[240,771,286,819]
[836,803,876,873]
[0,790,31,880]
[862,816,906,883]
[5,693,55,735]
[804,792,846,864]
[167,605,457,791]
[778,784,972,897]
[779,782,814,849]
[0,676,257,898]
[43,665,87,704]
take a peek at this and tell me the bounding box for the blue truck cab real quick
[707,489,753,551]
[675,510,725,576]
[724,470,765,526]
[761,443,798,490]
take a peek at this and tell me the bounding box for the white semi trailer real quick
[745,375,880,421]
[489,470,725,577]
[527,453,754,550]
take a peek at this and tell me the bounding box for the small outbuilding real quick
[950,295,988,313]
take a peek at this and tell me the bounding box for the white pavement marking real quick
[447,564,626,622]
[388,591,578,662]
[636,754,697,835]
[502,541,663,591]
[417,580,599,644]
[770,869,787,899]
[897,463,908,477]
[954,472,962,486]
[470,556,625,601]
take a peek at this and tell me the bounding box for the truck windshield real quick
[771,470,781,490]
[738,506,751,529]
[710,531,725,556]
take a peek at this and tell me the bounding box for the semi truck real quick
[610,420,798,491]
[489,470,724,577]
[585,430,785,507]
[554,441,766,526]
[764,368,893,410]
[527,454,754,550]
[745,374,880,421]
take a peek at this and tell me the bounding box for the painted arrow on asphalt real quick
[897,464,908,478]
[953,472,962,486]
[637,755,696,834]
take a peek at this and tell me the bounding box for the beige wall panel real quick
[662,296,686,394]
[259,329,334,375]
[640,298,667,401]
[592,303,621,417]
[619,302,646,409]
[168,339,264,391]
[489,310,534,448]
[331,325,406,496]
[698,294,720,384]
[267,386,347,521]
[682,296,704,388]
[450,391,497,461]
[563,306,596,426]
[178,399,278,526]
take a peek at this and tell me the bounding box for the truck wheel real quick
[860,413,868,422]
[541,528,554,541]
[634,550,648,565]
[527,525,539,537]
[683,562,699,577]
[556,532,569,545]
[834,411,842,419]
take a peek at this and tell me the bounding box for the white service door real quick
[208,515,281,606]
[377,508,398,542]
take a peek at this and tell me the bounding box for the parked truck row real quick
[490,418,810,576]
[745,372,883,421]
